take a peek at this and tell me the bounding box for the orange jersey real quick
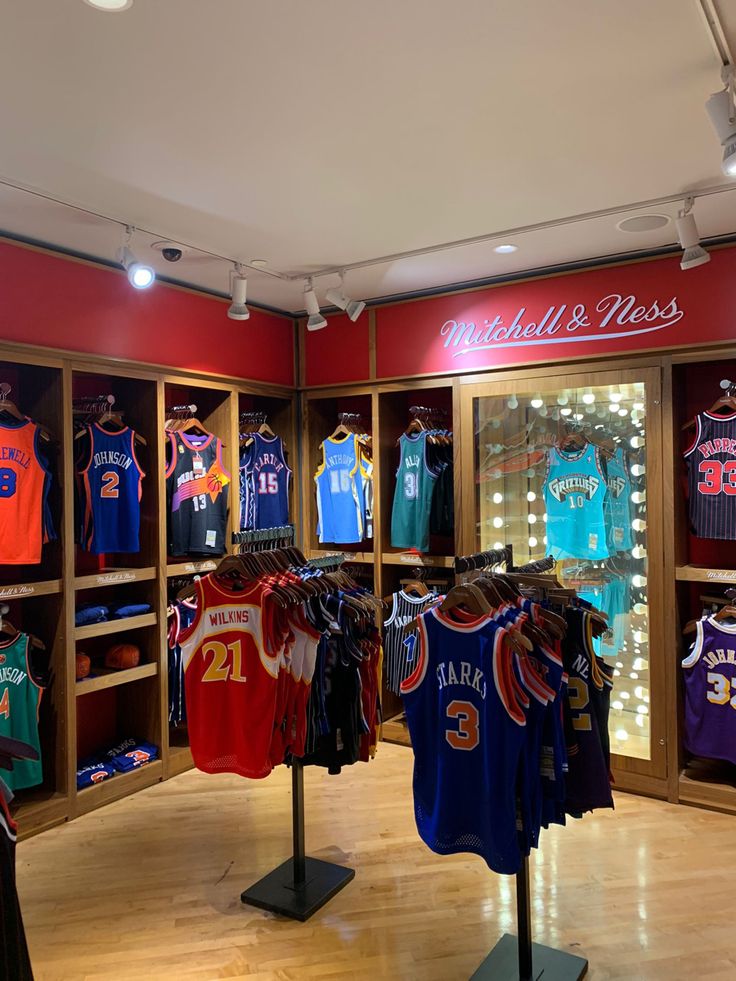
[0,420,49,564]
[180,575,281,779]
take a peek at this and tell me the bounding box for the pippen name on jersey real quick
[93,450,133,469]
[254,453,285,474]
[704,648,736,669]
[697,438,736,459]
[547,474,600,502]
[436,660,487,699]
[207,608,251,627]
[0,446,31,469]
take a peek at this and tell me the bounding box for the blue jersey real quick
[604,447,634,552]
[401,606,527,874]
[544,443,610,561]
[314,434,367,544]
[239,434,291,531]
[80,424,144,554]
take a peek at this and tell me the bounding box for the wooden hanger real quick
[402,580,429,597]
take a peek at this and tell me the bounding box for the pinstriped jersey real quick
[383,590,437,694]
[684,411,736,540]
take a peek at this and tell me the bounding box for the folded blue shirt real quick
[75,605,109,626]
[76,760,116,789]
[109,603,152,619]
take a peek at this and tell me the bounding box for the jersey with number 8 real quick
[0,419,51,564]
[685,410,736,540]
[682,616,736,765]
[180,575,282,778]
[401,606,527,874]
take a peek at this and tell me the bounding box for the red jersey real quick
[180,575,281,779]
[0,420,49,564]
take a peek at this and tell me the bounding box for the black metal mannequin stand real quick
[241,760,355,921]
[470,855,588,980]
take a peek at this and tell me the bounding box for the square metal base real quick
[470,933,588,980]
[241,857,355,921]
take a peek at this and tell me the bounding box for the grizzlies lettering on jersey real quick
[239,433,291,531]
[544,443,610,560]
[79,424,144,554]
[0,635,42,792]
[682,617,736,765]
[383,589,438,694]
[314,433,367,543]
[604,446,633,552]
[391,432,437,553]
[401,607,527,874]
[166,432,231,556]
[684,411,736,540]
[0,419,51,564]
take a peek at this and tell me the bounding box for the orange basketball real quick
[75,653,91,680]
[104,643,141,670]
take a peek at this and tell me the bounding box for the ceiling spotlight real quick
[705,68,736,177]
[304,279,328,332]
[83,0,134,10]
[325,273,366,322]
[116,226,155,289]
[227,264,250,321]
[494,244,518,254]
[675,199,710,270]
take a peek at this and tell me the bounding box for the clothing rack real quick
[461,544,587,981]
[239,410,268,425]
[164,403,197,419]
[408,404,448,421]
[72,394,115,415]
[231,524,294,550]
[238,530,356,920]
[307,552,345,570]
[337,411,363,427]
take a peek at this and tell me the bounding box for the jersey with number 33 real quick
[684,411,736,540]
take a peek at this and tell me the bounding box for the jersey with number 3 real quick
[180,575,281,778]
[401,607,527,874]
[682,616,736,764]
[80,424,144,554]
[684,411,736,540]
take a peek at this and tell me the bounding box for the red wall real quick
[301,310,370,386]
[0,241,294,386]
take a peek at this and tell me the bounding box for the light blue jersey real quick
[544,443,610,560]
[314,433,367,543]
[605,447,634,553]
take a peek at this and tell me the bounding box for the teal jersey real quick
[544,443,610,561]
[604,447,634,553]
[391,432,437,552]
[0,634,42,791]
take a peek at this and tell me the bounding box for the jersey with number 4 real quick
[682,616,736,764]
[684,411,736,540]
[180,575,281,778]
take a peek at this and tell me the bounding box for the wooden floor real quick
[15,743,736,981]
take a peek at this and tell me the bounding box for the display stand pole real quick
[241,759,355,921]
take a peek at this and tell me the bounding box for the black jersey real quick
[0,787,34,981]
[165,432,231,556]
[684,411,736,540]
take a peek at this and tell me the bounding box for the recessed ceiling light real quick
[494,244,518,254]
[616,214,670,233]
[250,259,268,268]
[83,0,133,9]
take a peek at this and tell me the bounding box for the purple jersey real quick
[684,411,736,540]
[682,617,736,765]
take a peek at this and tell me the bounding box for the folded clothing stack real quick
[75,603,153,626]
[76,737,159,789]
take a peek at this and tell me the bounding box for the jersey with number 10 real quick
[544,443,610,560]
[684,411,736,540]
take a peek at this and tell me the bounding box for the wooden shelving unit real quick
[166,559,218,577]
[675,565,736,583]
[75,761,164,816]
[74,567,157,590]
[381,552,455,568]
[75,662,158,695]
[0,579,62,600]
[74,612,158,641]
[307,548,374,564]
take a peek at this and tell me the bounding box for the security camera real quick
[162,246,183,262]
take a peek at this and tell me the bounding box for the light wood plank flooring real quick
[16,743,736,980]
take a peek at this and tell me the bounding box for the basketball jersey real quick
[383,589,437,695]
[166,432,231,556]
[391,432,437,553]
[179,575,281,778]
[604,447,633,552]
[239,433,291,531]
[682,617,736,765]
[401,607,527,874]
[0,419,50,564]
[544,443,610,560]
[79,424,144,554]
[314,434,366,543]
[0,791,33,981]
[0,635,42,792]
[684,411,736,539]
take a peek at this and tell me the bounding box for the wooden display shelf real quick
[13,791,68,841]
[74,612,157,641]
[675,565,736,583]
[307,548,374,564]
[74,567,156,590]
[75,760,163,816]
[167,744,194,778]
[0,579,62,600]
[76,662,158,695]
[678,761,736,814]
[382,552,455,568]
[381,712,412,748]
[167,559,219,577]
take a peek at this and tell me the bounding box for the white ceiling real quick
[1,0,736,312]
